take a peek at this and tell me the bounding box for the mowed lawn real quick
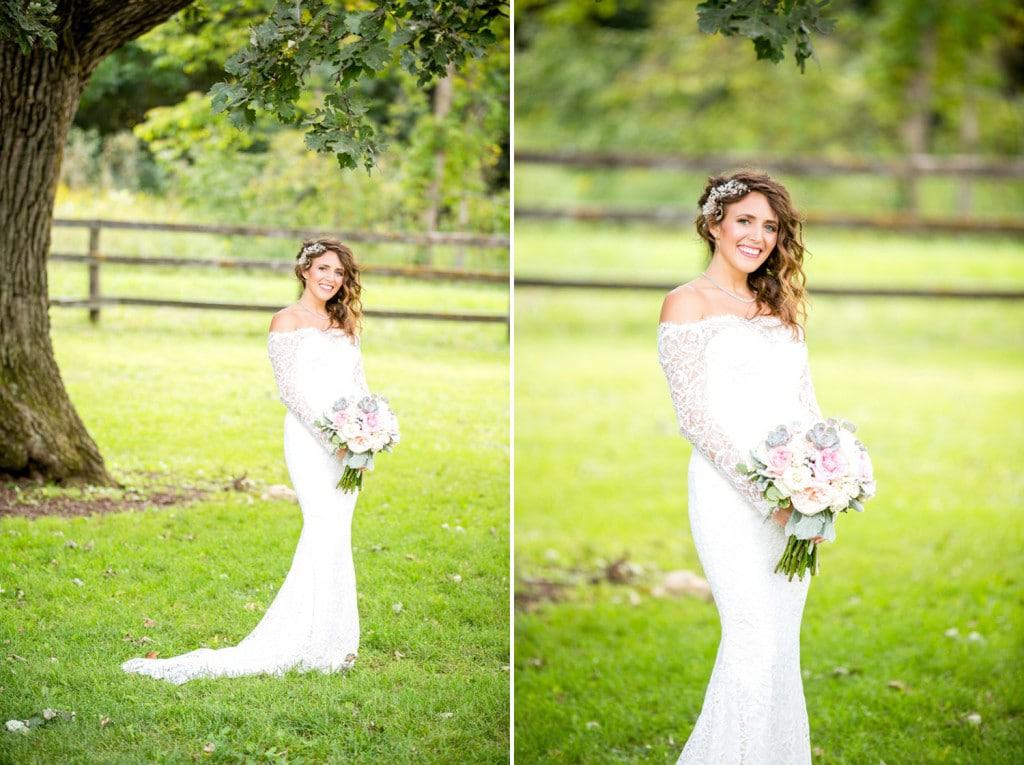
[1,302,509,764]
[514,224,1024,764]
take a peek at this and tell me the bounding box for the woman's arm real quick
[267,327,338,456]
[657,317,774,520]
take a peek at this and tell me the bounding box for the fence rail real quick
[515,276,1024,300]
[515,207,1024,236]
[49,218,510,330]
[516,149,1024,178]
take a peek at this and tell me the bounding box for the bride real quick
[122,238,370,684]
[658,171,826,763]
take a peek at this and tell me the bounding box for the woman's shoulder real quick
[660,281,708,324]
[269,308,302,334]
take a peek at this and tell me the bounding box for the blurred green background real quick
[513,1,1024,763]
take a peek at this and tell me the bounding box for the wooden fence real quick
[516,149,1024,233]
[48,219,510,329]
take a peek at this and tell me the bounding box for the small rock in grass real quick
[659,570,712,601]
[5,720,28,734]
[99,716,111,728]
[392,602,403,614]
[887,680,907,693]
[203,742,216,753]
[438,712,454,720]
[71,578,84,587]
[42,709,56,721]
[585,720,600,730]
[261,484,296,501]
[964,712,982,726]
[450,574,462,584]
[393,650,405,660]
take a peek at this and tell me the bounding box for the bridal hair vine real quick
[297,241,327,266]
[701,180,750,221]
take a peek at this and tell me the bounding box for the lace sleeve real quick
[657,322,773,519]
[267,332,336,455]
[796,328,823,421]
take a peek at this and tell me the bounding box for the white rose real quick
[791,485,831,516]
[340,421,362,441]
[781,464,814,492]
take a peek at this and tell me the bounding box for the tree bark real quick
[897,23,937,212]
[0,0,193,485]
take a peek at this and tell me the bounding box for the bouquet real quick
[737,417,875,581]
[314,394,400,493]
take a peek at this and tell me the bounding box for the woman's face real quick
[709,191,779,274]
[303,250,345,301]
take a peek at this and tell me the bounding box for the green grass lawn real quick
[1,302,509,763]
[513,226,1024,763]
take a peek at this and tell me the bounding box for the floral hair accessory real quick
[701,180,750,221]
[297,242,327,266]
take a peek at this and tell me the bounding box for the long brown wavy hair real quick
[294,238,363,336]
[695,169,809,340]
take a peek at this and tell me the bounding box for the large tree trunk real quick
[0,0,193,486]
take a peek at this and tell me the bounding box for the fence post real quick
[87,223,101,324]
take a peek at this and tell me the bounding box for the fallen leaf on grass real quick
[392,602,403,614]
[203,742,216,753]
[887,680,907,693]
[438,712,454,720]
[244,602,261,611]
[393,650,405,660]
[100,716,111,728]
[71,578,84,587]
[962,712,982,726]
[143,617,157,628]
[585,721,600,730]
[812,746,824,757]
[145,651,159,659]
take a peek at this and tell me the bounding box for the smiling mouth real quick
[738,245,761,258]
[318,283,335,291]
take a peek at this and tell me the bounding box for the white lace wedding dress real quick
[658,313,824,764]
[121,327,369,684]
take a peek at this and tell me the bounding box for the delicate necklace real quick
[297,302,330,321]
[700,271,757,303]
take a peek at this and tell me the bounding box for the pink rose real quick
[812,448,848,481]
[331,410,348,429]
[766,446,793,476]
[365,412,379,429]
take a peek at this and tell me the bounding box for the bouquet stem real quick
[774,535,820,581]
[337,467,363,493]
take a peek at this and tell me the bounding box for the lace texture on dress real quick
[120,326,366,684]
[657,313,822,764]
[268,328,368,454]
[659,318,770,518]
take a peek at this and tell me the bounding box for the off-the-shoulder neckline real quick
[658,313,782,330]
[268,326,357,340]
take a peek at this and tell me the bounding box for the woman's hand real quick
[336,447,367,473]
[772,506,825,545]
